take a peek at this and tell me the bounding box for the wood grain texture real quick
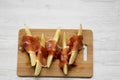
[0,0,120,80]
[17,29,93,77]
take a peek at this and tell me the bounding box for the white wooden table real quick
[0,0,120,80]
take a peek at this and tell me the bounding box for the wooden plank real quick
[17,29,93,77]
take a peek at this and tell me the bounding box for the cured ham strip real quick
[46,40,56,55]
[46,28,60,68]
[22,36,39,52]
[69,24,83,65]
[69,35,83,51]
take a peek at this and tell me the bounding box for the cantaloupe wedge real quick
[34,34,45,76]
[69,24,83,65]
[47,28,60,68]
[62,32,68,75]
[24,24,36,66]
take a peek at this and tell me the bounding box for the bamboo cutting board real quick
[17,29,93,77]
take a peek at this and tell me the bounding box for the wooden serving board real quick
[17,29,93,78]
